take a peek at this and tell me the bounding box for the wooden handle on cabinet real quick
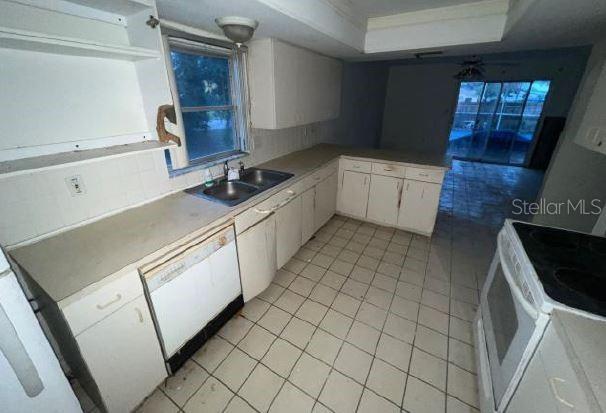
[156,104,182,146]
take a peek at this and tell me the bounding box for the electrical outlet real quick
[65,175,86,196]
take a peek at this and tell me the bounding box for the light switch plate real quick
[65,175,86,196]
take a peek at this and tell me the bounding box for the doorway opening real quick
[447,80,551,166]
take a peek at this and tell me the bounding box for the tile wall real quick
[0,120,340,247]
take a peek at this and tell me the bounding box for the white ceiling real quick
[157,0,606,60]
[345,0,481,18]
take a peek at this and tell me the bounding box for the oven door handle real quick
[498,240,539,320]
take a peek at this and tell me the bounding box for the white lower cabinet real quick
[76,295,166,413]
[237,214,277,302]
[276,195,302,268]
[301,187,315,244]
[339,170,370,219]
[314,172,337,231]
[366,174,402,226]
[397,179,442,235]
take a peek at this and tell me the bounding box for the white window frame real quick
[162,36,250,172]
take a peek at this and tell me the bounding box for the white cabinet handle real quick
[314,176,321,181]
[276,193,298,209]
[549,377,574,408]
[96,294,122,310]
[135,307,144,323]
[384,166,394,171]
[419,172,429,177]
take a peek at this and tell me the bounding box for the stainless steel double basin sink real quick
[186,168,294,206]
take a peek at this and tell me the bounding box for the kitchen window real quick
[164,37,249,170]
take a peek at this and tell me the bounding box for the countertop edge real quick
[9,144,450,304]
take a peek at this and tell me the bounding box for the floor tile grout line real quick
[400,239,427,412]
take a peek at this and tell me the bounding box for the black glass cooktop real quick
[512,222,606,317]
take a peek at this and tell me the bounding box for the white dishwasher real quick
[140,225,242,372]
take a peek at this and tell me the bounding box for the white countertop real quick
[553,310,606,411]
[9,143,449,303]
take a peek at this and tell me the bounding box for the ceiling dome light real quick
[215,16,259,45]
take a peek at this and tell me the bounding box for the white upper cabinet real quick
[339,170,370,219]
[397,179,442,235]
[248,38,342,129]
[367,175,402,226]
[0,0,172,161]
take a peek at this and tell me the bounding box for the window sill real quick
[168,150,249,178]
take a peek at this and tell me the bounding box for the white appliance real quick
[140,225,242,369]
[0,249,81,413]
[475,219,606,413]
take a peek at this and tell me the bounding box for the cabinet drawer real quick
[235,186,297,234]
[371,162,406,178]
[340,158,371,173]
[405,167,444,183]
[63,270,144,336]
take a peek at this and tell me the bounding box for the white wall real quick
[0,120,339,247]
[380,47,591,156]
[534,39,606,232]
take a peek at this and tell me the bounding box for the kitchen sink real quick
[187,168,293,206]
[239,168,293,188]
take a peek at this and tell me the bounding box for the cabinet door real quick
[237,214,277,302]
[276,195,303,268]
[366,175,402,226]
[314,172,338,231]
[339,171,370,219]
[301,187,316,244]
[397,180,441,235]
[76,296,166,413]
[274,41,300,128]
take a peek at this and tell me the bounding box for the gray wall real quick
[380,47,591,156]
[337,61,390,148]
[534,40,606,232]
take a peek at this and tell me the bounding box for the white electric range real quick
[474,219,606,413]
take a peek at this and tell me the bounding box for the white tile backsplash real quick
[0,120,339,247]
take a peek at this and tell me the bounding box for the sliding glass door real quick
[447,80,550,165]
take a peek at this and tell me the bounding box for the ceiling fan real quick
[454,56,518,80]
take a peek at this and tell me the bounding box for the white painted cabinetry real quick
[0,0,173,160]
[237,214,277,302]
[397,180,442,235]
[314,172,338,231]
[248,38,342,129]
[366,174,402,226]
[301,187,316,244]
[75,295,166,413]
[336,157,445,235]
[276,195,303,268]
[339,170,371,219]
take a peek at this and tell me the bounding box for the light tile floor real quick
[135,160,544,413]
